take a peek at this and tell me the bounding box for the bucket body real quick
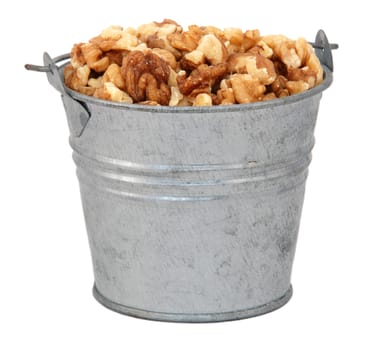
[63,69,331,321]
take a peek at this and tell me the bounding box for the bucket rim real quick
[63,65,333,114]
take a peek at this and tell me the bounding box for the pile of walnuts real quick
[64,19,323,106]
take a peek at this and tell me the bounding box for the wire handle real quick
[25,53,71,73]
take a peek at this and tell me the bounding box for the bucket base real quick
[92,284,293,323]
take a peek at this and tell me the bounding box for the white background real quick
[1,1,365,349]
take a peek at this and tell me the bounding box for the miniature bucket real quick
[27,30,336,322]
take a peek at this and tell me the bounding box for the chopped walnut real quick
[242,29,261,51]
[130,43,148,52]
[169,86,184,106]
[227,53,249,73]
[295,37,323,83]
[90,30,139,52]
[177,63,227,97]
[263,35,301,68]
[286,80,310,94]
[102,63,124,89]
[181,50,205,70]
[151,48,177,69]
[80,43,110,72]
[137,19,181,41]
[65,20,325,105]
[224,27,245,54]
[262,92,277,101]
[201,26,225,39]
[88,77,103,89]
[109,32,140,51]
[216,79,235,105]
[168,68,179,87]
[121,50,171,105]
[263,34,323,89]
[100,25,124,40]
[138,19,182,58]
[70,43,86,68]
[64,64,90,92]
[187,34,228,65]
[245,54,276,85]
[271,75,289,98]
[104,50,125,65]
[63,65,94,96]
[247,40,273,58]
[193,93,213,106]
[228,53,276,84]
[288,66,316,88]
[168,25,202,52]
[230,74,266,104]
[217,88,235,105]
[94,82,133,103]
[77,86,96,96]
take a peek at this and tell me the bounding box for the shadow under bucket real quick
[27,30,336,322]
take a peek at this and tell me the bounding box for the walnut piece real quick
[271,75,289,98]
[286,80,310,95]
[193,93,213,106]
[228,53,276,84]
[295,37,323,83]
[88,77,103,89]
[100,25,124,40]
[228,53,272,80]
[90,29,139,52]
[80,43,110,72]
[94,82,133,103]
[230,74,266,104]
[104,50,125,65]
[262,92,277,101]
[184,34,228,66]
[70,43,86,68]
[138,19,182,58]
[263,35,302,68]
[217,88,235,105]
[177,63,227,97]
[288,66,316,88]
[224,27,245,54]
[64,64,90,92]
[168,25,202,52]
[169,86,184,106]
[247,40,273,58]
[121,51,171,105]
[151,48,177,69]
[102,63,124,89]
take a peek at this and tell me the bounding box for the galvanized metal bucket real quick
[27,30,336,322]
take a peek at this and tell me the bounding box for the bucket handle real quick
[310,29,338,72]
[25,53,90,138]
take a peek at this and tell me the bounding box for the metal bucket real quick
[27,30,336,322]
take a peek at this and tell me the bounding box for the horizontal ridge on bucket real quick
[72,148,311,201]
